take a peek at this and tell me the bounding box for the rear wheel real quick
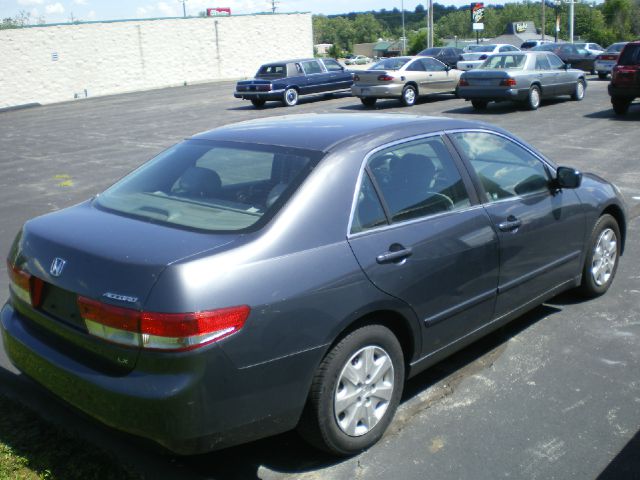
[578,214,621,298]
[250,99,266,108]
[471,100,488,111]
[571,80,585,101]
[298,324,404,456]
[612,98,630,115]
[400,85,417,106]
[283,88,299,107]
[360,97,377,108]
[526,85,541,110]
[598,72,607,80]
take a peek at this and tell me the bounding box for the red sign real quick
[206,7,231,16]
[470,3,484,23]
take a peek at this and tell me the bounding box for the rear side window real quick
[618,44,640,65]
[450,132,550,202]
[97,140,322,232]
[362,136,471,225]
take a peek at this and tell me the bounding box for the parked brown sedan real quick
[351,56,462,107]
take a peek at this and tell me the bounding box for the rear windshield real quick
[474,45,497,52]
[618,44,640,65]
[481,54,526,70]
[532,44,555,51]
[96,140,322,232]
[371,57,411,70]
[521,42,537,49]
[418,48,442,56]
[606,43,627,53]
[256,64,288,78]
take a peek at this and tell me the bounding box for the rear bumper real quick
[608,84,640,99]
[234,89,285,101]
[458,87,528,102]
[351,84,404,98]
[1,301,322,454]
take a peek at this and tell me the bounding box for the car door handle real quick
[376,247,413,264]
[498,216,522,232]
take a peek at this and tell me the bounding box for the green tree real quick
[353,13,386,43]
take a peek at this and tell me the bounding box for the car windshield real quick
[481,54,527,70]
[532,44,556,52]
[96,140,322,232]
[371,57,411,70]
[607,43,627,53]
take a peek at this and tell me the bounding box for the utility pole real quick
[272,0,278,13]
[541,0,545,40]
[401,0,406,55]
[180,0,186,18]
[568,0,574,42]
[428,0,434,49]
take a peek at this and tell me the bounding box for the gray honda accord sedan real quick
[2,114,627,456]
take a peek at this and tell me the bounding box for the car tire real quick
[283,88,299,107]
[360,97,377,108]
[400,85,417,106]
[297,324,405,456]
[571,80,585,101]
[598,72,607,80]
[578,214,621,298]
[250,99,266,108]
[526,85,541,110]
[471,100,488,111]
[611,98,630,115]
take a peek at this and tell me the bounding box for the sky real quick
[1,0,487,24]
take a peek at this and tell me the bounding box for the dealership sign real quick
[471,3,485,31]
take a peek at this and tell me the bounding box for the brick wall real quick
[0,13,313,109]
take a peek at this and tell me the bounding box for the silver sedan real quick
[351,56,461,107]
[457,51,587,111]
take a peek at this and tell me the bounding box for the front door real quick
[348,135,499,354]
[448,131,586,317]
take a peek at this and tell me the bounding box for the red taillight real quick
[353,74,360,81]
[500,78,517,87]
[378,74,394,81]
[458,78,469,87]
[7,261,43,307]
[77,296,249,351]
[601,54,617,61]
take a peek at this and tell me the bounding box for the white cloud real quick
[73,0,88,5]
[86,9,96,19]
[17,0,44,6]
[45,2,65,14]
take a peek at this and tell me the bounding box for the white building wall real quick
[0,13,313,109]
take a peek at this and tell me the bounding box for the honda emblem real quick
[50,257,66,277]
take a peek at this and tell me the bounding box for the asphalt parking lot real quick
[0,77,639,479]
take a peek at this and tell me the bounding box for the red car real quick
[608,40,640,115]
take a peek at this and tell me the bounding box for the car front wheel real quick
[283,88,299,107]
[571,80,585,101]
[578,214,621,298]
[598,72,607,80]
[298,324,405,455]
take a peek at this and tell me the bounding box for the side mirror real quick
[563,63,571,70]
[555,166,582,189]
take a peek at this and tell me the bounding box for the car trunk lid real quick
[10,201,240,371]
[462,70,511,87]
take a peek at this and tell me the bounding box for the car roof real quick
[260,58,317,66]
[191,114,495,152]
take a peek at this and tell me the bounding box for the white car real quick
[345,55,371,65]
[457,44,520,71]
[575,42,604,56]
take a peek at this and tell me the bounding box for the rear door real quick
[348,135,499,354]
[448,130,585,317]
[533,53,558,95]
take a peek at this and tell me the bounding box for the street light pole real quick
[554,0,560,43]
[569,0,574,43]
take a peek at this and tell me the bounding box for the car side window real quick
[535,55,551,70]
[406,60,426,72]
[367,136,471,223]
[351,173,388,234]
[450,132,550,202]
[323,59,343,72]
[301,60,322,74]
[547,54,565,69]
[422,58,447,71]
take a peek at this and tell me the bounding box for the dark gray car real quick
[458,51,587,110]
[1,114,627,456]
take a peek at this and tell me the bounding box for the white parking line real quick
[633,196,640,201]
